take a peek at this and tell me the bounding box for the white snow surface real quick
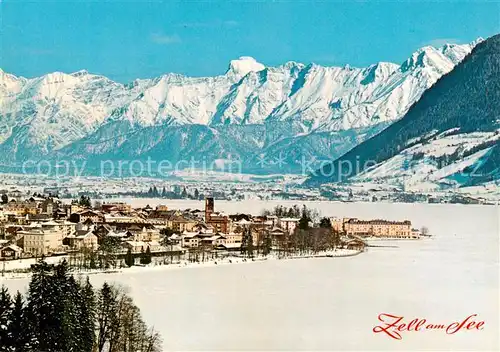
[2,202,498,351]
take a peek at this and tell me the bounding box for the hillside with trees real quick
[0,260,161,352]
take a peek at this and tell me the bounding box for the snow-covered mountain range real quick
[306,34,500,193]
[0,40,480,174]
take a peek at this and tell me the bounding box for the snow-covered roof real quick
[280,218,300,222]
[182,231,199,237]
[0,244,23,252]
[41,220,59,226]
[221,243,241,249]
[108,231,127,237]
[125,240,146,246]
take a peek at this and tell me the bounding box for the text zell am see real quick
[373,313,485,340]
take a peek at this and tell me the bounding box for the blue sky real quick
[2,0,499,82]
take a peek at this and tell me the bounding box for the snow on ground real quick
[0,249,360,279]
[1,255,70,272]
[2,202,499,351]
[353,131,499,192]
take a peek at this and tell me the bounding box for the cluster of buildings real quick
[0,196,302,261]
[0,193,420,262]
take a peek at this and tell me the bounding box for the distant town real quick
[0,188,427,272]
[0,173,497,206]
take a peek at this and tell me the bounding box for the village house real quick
[181,231,202,248]
[20,228,63,256]
[37,220,76,238]
[69,203,85,215]
[93,224,113,242]
[4,201,40,216]
[199,234,227,248]
[40,198,56,215]
[279,218,300,233]
[330,217,345,233]
[70,210,104,224]
[269,227,286,246]
[168,214,198,233]
[123,240,148,253]
[103,213,144,224]
[132,227,161,242]
[155,205,169,212]
[64,231,98,250]
[101,202,132,213]
[0,244,23,259]
[0,209,8,222]
[224,232,243,246]
[206,213,230,234]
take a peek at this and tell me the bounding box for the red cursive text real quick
[373,313,485,340]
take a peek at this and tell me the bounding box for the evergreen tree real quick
[240,232,247,256]
[262,235,272,256]
[247,233,254,258]
[0,285,12,350]
[140,247,152,265]
[194,188,200,199]
[319,217,331,228]
[59,274,82,351]
[7,291,28,352]
[89,251,97,270]
[96,282,118,352]
[1,194,8,204]
[125,248,134,267]
[79,195,91,207]
[2,262,162,352]
[25,260,56,351]
[181,187,188,199]
[298,213,310,230]
[78,278,96,352]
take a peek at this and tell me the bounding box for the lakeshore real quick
[0,248,362,280]
[2,205,498,352]
[1,202,498,351]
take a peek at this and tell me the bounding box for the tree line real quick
[241,206,341,258]
[0,260,162,352]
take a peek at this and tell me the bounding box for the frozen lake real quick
[2,202,499,351]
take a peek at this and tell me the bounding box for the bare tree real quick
[420,226,430,236]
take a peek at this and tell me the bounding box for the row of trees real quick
[261,204,320,222]
[239,210,341,259]
[144,186,202,200]
[0,260,161,352]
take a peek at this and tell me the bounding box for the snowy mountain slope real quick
[0,40,479,172]
[0,70,148,157]
[306,34,500,187]
[351,131,499,191]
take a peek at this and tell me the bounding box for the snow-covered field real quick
[2,202,499,351]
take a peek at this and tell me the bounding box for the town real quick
[0,192,422,272]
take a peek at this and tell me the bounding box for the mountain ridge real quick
[0,40,481,174]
